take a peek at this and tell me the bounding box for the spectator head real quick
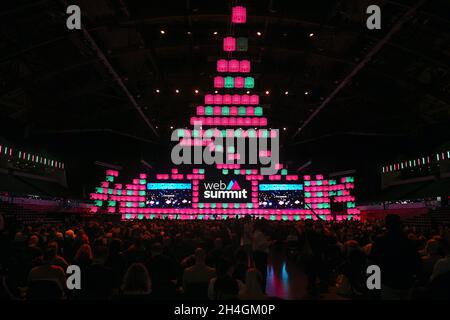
[28,235,39,247]
[75,244,93,263]
[43,243,58,262]
[108,238,123,256]
[194,248,206,264]
[48,240,59,253]
[385,214,402,232]
[214,237,223,249]
[425,239,440,256]
[150,242,163,257]
[65,229,75,239]
[122,263,151,294]
[80,234,90,244]
[92,238,108,262]
[216,257,234,276]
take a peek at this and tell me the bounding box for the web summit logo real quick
[203,180,248,199]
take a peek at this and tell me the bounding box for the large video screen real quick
[258,184,304,209]
[146,182,192,208]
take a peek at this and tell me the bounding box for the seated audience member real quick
[239,268,267,300]
[337,240,368,296]
[370,215,421,300]
[146,242,179,299]
[43,241,69,270]
[208,258,243,300]
[183,248,216,298]
[419,239,442,283]
[27,244,67,298]
[430,243,450,281]
[207,237,224,267]
[79,238,114,299]
[62,229,78,263]
[125,237,147,264]
[233,248,249,284]
[105,238,127,291]
[120,263,152,298]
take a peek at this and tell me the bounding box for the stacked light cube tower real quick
[89,3,359,221]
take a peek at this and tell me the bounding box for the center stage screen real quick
[146,182,192,208]
[199,174,251,203]
[258,184,304,209]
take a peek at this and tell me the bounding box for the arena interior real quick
[0,0,449,303]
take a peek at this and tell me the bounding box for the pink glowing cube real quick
[234,77,244,88]
[214,94,223,104]
[241,94,250,104]
[217,59,228,72]
[229,59,239,72]
[232,94,241,104]
[240,60,251,73]
[213,106,221,115]
[232,6,247,24]
[250,95,259,104]
[197,106,205,115]
[214,76,224,88]
[223,94,232,104]
[251,118,259,126]
[205,94,214,104]
[230,106,238,115]
[223,37,236,52]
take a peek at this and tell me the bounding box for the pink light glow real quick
[232,6,247,24]
[223,94,232,104]
[240,60,251,73]
[223,37,236,52]
[106,170,119,177]
[197,106,205,115]
[235,77,244,88]
[250,95,259,104]
[229,60,239,72]
[232,94,241,104]
[190,117,268,126]
[205,94,214,104]
[214,94,223,104]
[217,59,228,72]
[214,76,224,88]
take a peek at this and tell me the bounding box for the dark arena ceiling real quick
[1,0,450,195]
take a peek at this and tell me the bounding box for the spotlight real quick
[213,31,218,35]
[160,30,166,35]
[194,89,199,94]
[265,90,270,95]
[187,31,192,35]
[283,127,287,131]
[214,90,218,94]
[175,89,180,94]
[304,91,309,95]
[170,126,174,129]
[155,89,160,93]
[284,91,289,95]
[246,90,250,94]
[256,31,262,36]
[309,32,314,37]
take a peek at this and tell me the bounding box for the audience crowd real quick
[0,215,449,300]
